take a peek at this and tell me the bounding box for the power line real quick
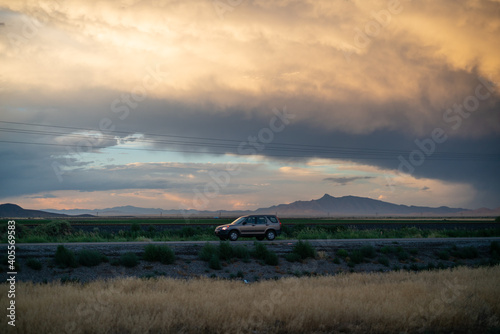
[2,139,495,161]
[0,120,498,161]
[1,120,475,155]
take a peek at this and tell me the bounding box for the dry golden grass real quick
[1,266,499,333]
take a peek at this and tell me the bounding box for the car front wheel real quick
[229,230,239,241]
[265,230,276,241]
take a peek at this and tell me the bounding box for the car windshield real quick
[230,217,247,225]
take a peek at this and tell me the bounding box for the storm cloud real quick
[0,0,499,210]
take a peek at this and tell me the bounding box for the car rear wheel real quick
[265,230,276,241]
[229,230,239,241]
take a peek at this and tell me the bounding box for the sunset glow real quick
[0,0,499,211]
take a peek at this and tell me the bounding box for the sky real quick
[0,0,499,212]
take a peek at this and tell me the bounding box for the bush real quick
[199,243,219,262]
[397,251,410,262]
[409,263,420,271]
[380,246,393,254]
[495,216,500,223]
[26,258,42,270]
[378,256,390,267]
[219,241,234,261]
[143,245,175,264]
[110,258,121,266]
[491,241,500,260]
[209,254,221,270]
[336,249,349,258]
[233,245,250,260]
[250,243,279,266]
[77,250,106,267]
[292,240,316,260]
[1,254,20,272]
[285,252,301,262]
[350,250,364,264]
[491,241,500,254]
[450,246,478,259]
[55,245,78,268]
[120,252,139,267]
[0,223,26,239]
[180,226,197,238]
[264,251,279,266]
[157,246,175,264]
[251,243,269,260]
[144,244,159,261]
[35,221,72,237]
[360,245,376,258]
[437,250,450,261]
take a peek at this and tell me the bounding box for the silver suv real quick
[214,215,282,241]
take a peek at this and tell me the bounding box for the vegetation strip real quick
[1,266,498,333]
[1,219,499,243]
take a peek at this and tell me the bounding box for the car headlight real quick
[221,226,228,230]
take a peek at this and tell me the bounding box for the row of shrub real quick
[55,246,108,268]
[198,242,280,269]
[285,240,317,262]
[6,241,499,274]
[330,243,500,268]
[54,244,177,269]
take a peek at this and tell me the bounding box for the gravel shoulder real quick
[3,238,499,283]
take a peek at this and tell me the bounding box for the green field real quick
[1,218,499,243]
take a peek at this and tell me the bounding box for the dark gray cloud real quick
[1,84,499,208]
[0,0,499,209]
[26,193,57,199]
[324,176,375,186]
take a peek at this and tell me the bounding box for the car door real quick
[255,216,268,234]
[239,216,256,236]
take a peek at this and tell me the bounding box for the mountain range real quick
[1,194,499,218]
[0,203,94,218]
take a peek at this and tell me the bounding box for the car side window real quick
[268,216,277,223]
[257,217,266,225]
[247,217,256,225]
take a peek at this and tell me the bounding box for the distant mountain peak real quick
[0,203,69,218]
[255,194,470,216]
[0,203,22,209]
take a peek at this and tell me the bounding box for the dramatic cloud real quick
[324,176,375,186]
[0,0,499,210]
